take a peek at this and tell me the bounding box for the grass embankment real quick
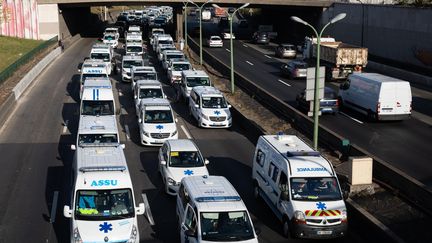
[0,36,43,72]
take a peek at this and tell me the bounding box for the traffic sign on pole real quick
[306,67,325,101]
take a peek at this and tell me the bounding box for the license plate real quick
[154,139,163,143]
[317,230,332,235]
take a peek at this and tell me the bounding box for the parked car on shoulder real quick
[280,60,308,79]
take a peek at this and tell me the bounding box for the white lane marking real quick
[246,61,254,66]
[141,194,155,226]
[340,111,364,124]
[264,55,272,59]
[50,191,59,224]
[181,125,192,139]
[278,79,291,87]
[243,44,248,48]
[225,48,231,52]
[124,125,130,140]
[62,120,69,134]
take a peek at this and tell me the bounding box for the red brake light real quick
[377,102,381,114]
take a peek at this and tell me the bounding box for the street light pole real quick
[291,13,346,150]
[188,0,213,66]
[356,0,364,46]
[213,3,249,94]
[183,2,189,49]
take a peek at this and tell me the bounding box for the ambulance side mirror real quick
[70,145,76,151]
[204,159,210,165]
[77,69,81,73]
[343,190,349,200]
[194,104,199,108]
[228,104,232,108]
[281,190,289,201]
[138,118,142,123]
[120,144,126,149]
[136,203,145,215]
[175,118,178,123]
[134,95,137,99]
[160,160,167,166]
[63,205,72,218]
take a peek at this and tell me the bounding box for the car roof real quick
[192,86,221,96]
[166,139,198,151]
[182,70,208,77]
[123,55,143,61]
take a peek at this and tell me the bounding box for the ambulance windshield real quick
[81,100,114,116]
[78,134,118,146]
[200,211,255,241]
[291,177,342,201]
[75,189,134,220]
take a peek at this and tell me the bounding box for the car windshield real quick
[153,30,164,35]
[134,73,157,81]
[81,101,114,116]
[169,151,204,167]
[155,19,165,24]
[167,54,184,61]
[104,35,115,40]
[78,133,118,146]
[172,63,190,71]
[186,77,210,87]
[139,88,163,99]
[75,189,134,221]
[123,60,143,68]
[202,96,227,109]
[159,40,172,45]
[91,53,110,62]
[200,211,255,241]
[144,109,173,123]
[211,37,221,41]
[324,88,337,99]
[127,46,142,53]
[105,30,117,34]
[291,177,342,201]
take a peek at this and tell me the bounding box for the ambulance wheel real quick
[282,218,292,239]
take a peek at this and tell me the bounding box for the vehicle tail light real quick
[376,102,381,114]
[335,99,339,107]
[410,101,412,112]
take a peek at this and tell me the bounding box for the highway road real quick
[0,36,382,242]
[189,18,432,189]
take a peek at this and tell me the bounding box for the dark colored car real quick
[252,31,269,44]
[296,87,339,115]
[280,60,308,79]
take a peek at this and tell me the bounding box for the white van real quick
[121,55,144,82]
[90,43,114,74]
[161,50,185,71]
[64,121,144,243]
[180,70,211,100]
[125,43,144,57]
[149,28,165,45]
[81,78,115,115]
[189,86,232,128]
[153,34,173,50]
[133,79,166,115]
[158,139,209,195]
[137,98,178,146]
[339,73,412,121]
[167,59,192,84]
[176,175,259,243]
[74,115,120,148]
[157,44,177,62]
[125,33,143,46]
[252,134,348,239]
[131,66,158,89]
[102,33,119,49]
[79,59,109,94]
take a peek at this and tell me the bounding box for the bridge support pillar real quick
[175,7,183,42]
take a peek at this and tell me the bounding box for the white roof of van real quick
[123,55,143,62]
[78,115,118,135]
[182,70,208,78]
[166,139,197,151]
[261,135,334,177]
[183,176,247,212]
[133,66,156,72]
[136,79,161,87]
[140,97,170,108]
[192,86,221,96]
[351,73,409,83]
[82,78,111,88]
[82,59,106,67]
[92,43,110,49]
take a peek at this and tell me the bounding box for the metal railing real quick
[0,35,58,85]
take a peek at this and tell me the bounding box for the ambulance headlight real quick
[227,113,232,120]
[294,210,306,222]
[202,114,209,120]
[341,209,348,222]
[128,225,138,243]
[168,177,176,185]
[172,130,177,136]
[143,131,150,137]
[73,227,83,243]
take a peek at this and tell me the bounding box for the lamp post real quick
[356,0,365,47]
[182,2,189,49]
[188,0,213,65]
[213,3,250,94]
[291,13,346,150]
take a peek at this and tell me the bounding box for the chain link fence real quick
[0,35,58,85]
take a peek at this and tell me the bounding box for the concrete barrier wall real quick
[321,3,432,74]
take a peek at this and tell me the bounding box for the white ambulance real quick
[90,43,114,74]
[64,136,144,243]
[79,59,109,94]
[81,78,115,116]
[125,43,144,57]
[180,70,211,100]
[137,98,178,146]
[125,33,143,46]
[176,175,259,243]
[188,86,232,128]
[152,34,173,50]
[133,79,166,115]
[102,33,119,49]
[74,115,120,148]
[121,55,144,82]
[161,50,185,71]
[167,59,192,84]
[158,139,209,195]
[131,66,158,89]
[252,134,348,239]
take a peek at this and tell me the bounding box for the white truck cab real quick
[189,86,232,128]
[158,139,209,195]
[131,66,158,89]
[80,78,115,115]
[121,55,144,82]
[137,98,178,146]
[176,175,259,243]
[79,59,109,94]
[252,134,348,239]
[90,43,114,74]
[167,59,192,84]
[180,70,211,100]
[64,116,144,243]
[161,50,185,71]
[133,79,165,115]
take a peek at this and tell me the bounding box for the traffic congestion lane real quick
[199,37,432,187]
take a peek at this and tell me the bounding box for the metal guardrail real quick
[0,36,58,85]
[187,36,432,216]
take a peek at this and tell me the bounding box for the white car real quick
[121,55,144,82]
[158,139,209,195]
[138,98,178,146]
[133,79,166,115]
[207,36,223,47]
[102,34,119,48]
[221,31,235,40]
